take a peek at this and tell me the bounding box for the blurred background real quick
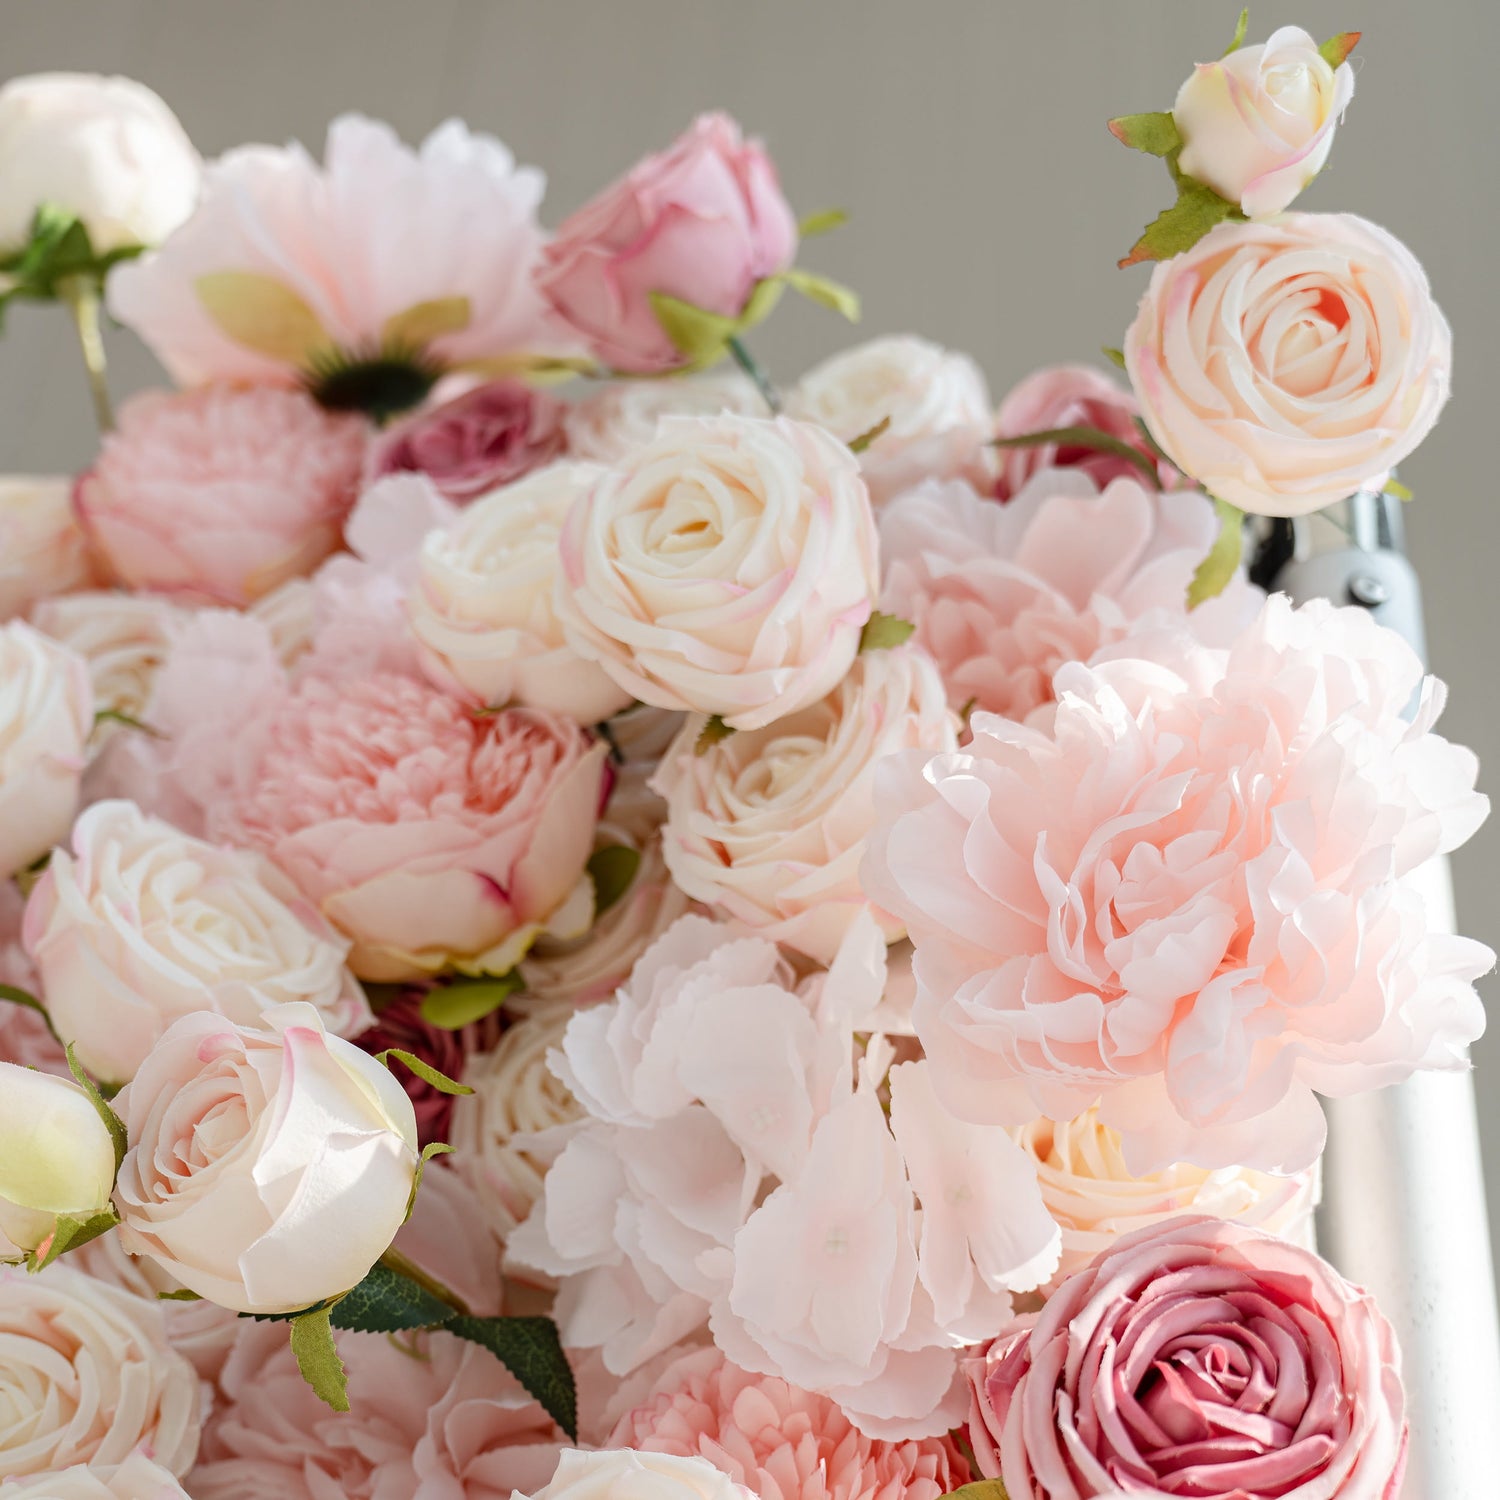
[4,0,1497,1258]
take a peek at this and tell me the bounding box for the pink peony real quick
[864,594,1492,1174]
[537,113,797,374]
[964,1217,1407,1500]
[369,379,567,504]
[878,474,1258,723]
[76,385,368,606]
[992,364,1176,501]
[611,1348,970,1500]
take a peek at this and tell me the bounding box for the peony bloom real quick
[518,1450,758,1500]
[113,1001,419,1314]
[611,1348,969,1500]
[212,673,609,981]
[878,473,1258,723]
[1124,214,1451,517]
[652,644,957,963]
[108,114,560,412]
[0,73,199,254]
[75,384,368,607]
[0,1263,199,1478]
[409,460,634,722]
[0,476,98,619]
[0,1455,193,1500]
[24,798,370,1085]
[864,594,1492,1174]
[1013,1107,1319,1290]
[369,378,567,503]
[965,1217,1407,1500]
[785,336,994,506]
[563,372,763,463]
[555,414,879,731]
[537,113,797,375]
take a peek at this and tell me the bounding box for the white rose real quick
[0,620,93,876]
[24,799,371,1084]
[518,1450,756,1500]
[1174,26,1355,218]
[0,1062,116,1256]
[0,477,97,620]
[113,1001,418,1314]
[0,1455,192,1500]
[652,644,956,963]
[562,371,763,463]
[785,335,994,505]
[0,74,199,254]
[410,461,633,722]
[555,414,879,732]
[0,1263,199,1478]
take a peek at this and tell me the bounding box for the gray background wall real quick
[4,0,1497,1254]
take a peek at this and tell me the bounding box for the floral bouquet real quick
[0,13,1486,1500]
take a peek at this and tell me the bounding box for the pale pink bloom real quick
[392,1157,506,1317]
[0,1454,194,1500]
[864,594,1492,1174]
[610,1348,969,1500]
[537,113,797,375]
[109,114,559,393]
[0,476,98,618]
[75,385,368,606]
[0,880,63,1073]
[519,1451,758,1500]
[879,473,1259,723]
[965,1217,1407,1500]
[563,373,763,464]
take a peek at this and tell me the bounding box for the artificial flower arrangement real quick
[0,12,1484,1500]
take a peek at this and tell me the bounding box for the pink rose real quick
[76,385,369,606]
[1124,214,1451,517]
[537,113,797,374]
[369,379,566,504]
[0,476,98,619]
[964,1217,1407,1500]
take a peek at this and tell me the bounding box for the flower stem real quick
[378,1246,472,1317]
[727,335,781,415]
[59,276,113,433]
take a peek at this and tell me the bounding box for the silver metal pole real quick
[1272,491,1500,1500]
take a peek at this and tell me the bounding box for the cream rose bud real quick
[556,414,879,732]
[113,1002,418,1314]
[0,477,98,620]
[0,620,94,877]
[1175,27,1354,218]
[24,799,371,1085]
[0,1455,193,1500]
[410,461,634,722]
[0,74,200,253]
[654,644,956,963]
[0,1062,117,1256]
[519,1450,757,1500]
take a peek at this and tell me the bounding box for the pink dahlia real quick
[76,385,368,606]
[612,1349,969,1500]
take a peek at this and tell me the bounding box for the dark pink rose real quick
[368,379,566,504]
[965,1216,1407,1500]
[536,113,798,374]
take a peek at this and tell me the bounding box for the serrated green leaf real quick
[1107,111,1181,157]
[859,611,916,652]
[376,1048,472,1096]
[419,973,523,1030]
[649,292,738,364]
[65,1044,127,1172]
[1319,31,1361,68]
[694,714,735,757]
[993,425,1159,487]
[942,1483,1010,1500]
[1101,346,1126,370]
[449,1315,577,1440]
[1223,7,1249,55]
[329,1258,454,1333]
[848,415,891,455]
[587,844,641,917]
[28,1207,120,1272]
[1188,497,1246,607]
[778,268,860,322]
[290,1307,349,1412]
[798,207,848,238]
[1119,174,1243,268]
[0,983,62,1046]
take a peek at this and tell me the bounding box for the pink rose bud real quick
[536,113,798,374]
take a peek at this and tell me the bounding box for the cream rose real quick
[518,1449,757,1500]
[563,372,763,463]
[555,414,879,732]
[653,644,956,962]
[24,799,370,1084]
[410,460,633,722]
[1125,213,1452,517]
[0,1455,193,1500]
[0,1264,199,1478]
[113,1001,418,1314]
[1175,26,1355,217]
[785,335,994,505]
[0,477,97,620]
[0,620,93,876]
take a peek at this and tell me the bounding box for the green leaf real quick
[993,425,1159,487]
[649,292,739,364]
[1223,7,1250,55]
[419,973,523,1030]
[798,207,848,238]
[941,1483,1010,1500]
[375,1048,472,1096]
[449,1315,577,1440]
[93,707,164,739]
[1319,31,1361,68]
[587,845,641,917]
[28,1206,120,1272]
[848,415,891,455]
[778,267,860,322]
[0,983,62,1047]
[1383,477,1414,502]
[734,276,786,335]
[859,611,916,652]
[1101,346,1126,370]
[694,714,735,757]
[1119,173,1243,268]
[290,1307,349,1412]
[1107,111,1181,157]
[65,1044,127,1173]
[406,1141,456,1221]
[1188,497,1246,607]
[329,1258,454,1333]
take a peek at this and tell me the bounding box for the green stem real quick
[727,335,781,415]
[59,276,113,433]
[378,1246,472,1318]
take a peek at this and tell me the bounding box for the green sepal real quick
[93,708,164,739]
[859,612,916,652]
[448,1315,578,1441]
[848,415,891,455]
[1107,111,1181,157]
[27,1206,120,1273]
[649,292,740,365]
[419,973,523,1030]
[694,715,735,757]
[406,1141,456,1221]
[0,983,62,1047]
[587,844,641,918]
[375,1049,472,1097]
[1188,497,1246,607]
[156,1288,202,1301]
[993,425,1159,487]
[941,1483,1010,1500]
[0,203,145,307]
[329,1258,453,1333]
[1383,478,1414,502]
[1119,169,1244,268]
[1223,7,1250,55]
[65,1044,127,1173]
[778,267,860,322]
[1319,31,1361,68]
[290,1306,350,1412]
[798,208,848,238]
[1102,346,1127,370]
